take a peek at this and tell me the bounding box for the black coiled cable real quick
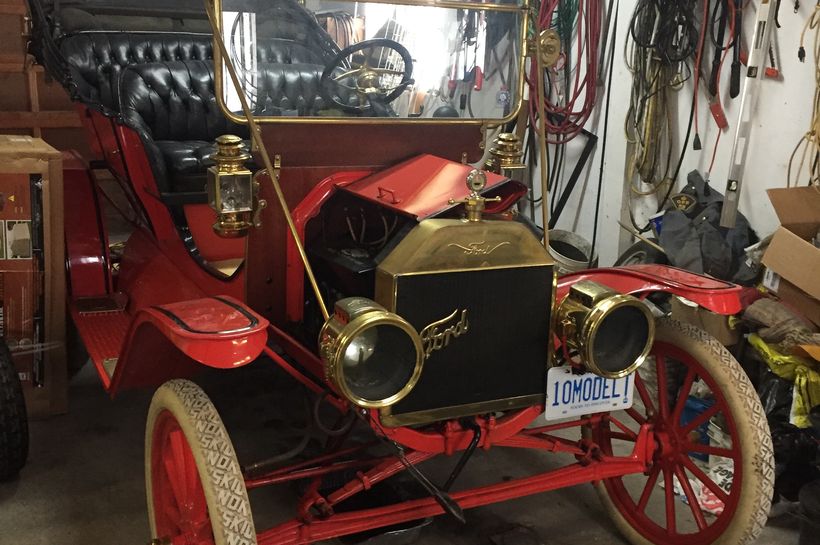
[629,0,699,64]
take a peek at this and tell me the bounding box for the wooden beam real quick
[0,4,26,16]
[27,64,40,137]
[0,111,82,129]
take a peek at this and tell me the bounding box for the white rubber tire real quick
[145,379,257,545]
[594,319,774,545]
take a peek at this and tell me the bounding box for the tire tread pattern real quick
[0,341,28,481]
[595,318,774,545]
[674,320,774,545]
[149,379,256,545]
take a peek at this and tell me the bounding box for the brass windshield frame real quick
[212,0,530,125]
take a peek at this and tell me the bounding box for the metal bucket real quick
[548,229,598,276]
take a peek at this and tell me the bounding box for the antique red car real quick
[20,0,774,543]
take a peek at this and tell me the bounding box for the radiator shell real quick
[375,219,554,427]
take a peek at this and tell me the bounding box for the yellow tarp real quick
[749,333,820,429]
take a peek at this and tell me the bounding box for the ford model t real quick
[22,0,774,542]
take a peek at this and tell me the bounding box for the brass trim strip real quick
[213,0,529,125]
[389,261,555,278]
[332,0,525,12]
[380,393,544,427]
[546,269,558,369]
[205,0,330,321]
[533,9,551,247]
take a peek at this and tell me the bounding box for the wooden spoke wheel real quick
[146,379,256,545]
[0,340,28,481]
[589,319,774,545]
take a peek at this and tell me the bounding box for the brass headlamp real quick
[319,298,424,408]
[555,280,655,378]
[207,134,253,238]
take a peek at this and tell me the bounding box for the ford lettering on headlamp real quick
[319,298,424,408]
[555,280,655,378]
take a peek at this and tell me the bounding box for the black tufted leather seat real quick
[58,31,214,113]
[118,59,250,198]
[57,32,338,115]
[254,62,359,117]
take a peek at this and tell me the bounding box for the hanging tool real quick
[709,0,729,97]
[719,0,781,228]
[730,0,743,98]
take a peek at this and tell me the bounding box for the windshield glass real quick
[216,0,526,122]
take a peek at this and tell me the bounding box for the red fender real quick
[108,296,268,394]
[556,264,745,315]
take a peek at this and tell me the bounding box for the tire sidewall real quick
[594,318,774,545]
[145,379,256,545]
[0,340,28,481]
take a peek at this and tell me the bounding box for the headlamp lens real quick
[320,298,424,408]
[341,324,418,403]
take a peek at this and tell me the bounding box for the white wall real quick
[531,0,816,266]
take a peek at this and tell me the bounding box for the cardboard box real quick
[762,268,820,327]
[762,186,820,328]
[0,135,67,418]
[762,187,820,302]
[671,296,741,346]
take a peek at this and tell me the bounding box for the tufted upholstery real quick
[254,62,359,117]
[58,32,213,112]
[118,59,249,196]
[57,33,338,115]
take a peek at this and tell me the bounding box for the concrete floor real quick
[0,361,802,545]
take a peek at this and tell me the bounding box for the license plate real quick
[543,366,635,420]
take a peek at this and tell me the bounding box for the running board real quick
[71,301,131,391]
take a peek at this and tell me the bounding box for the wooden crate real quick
[0,134,66,418]
[0,0,84,151]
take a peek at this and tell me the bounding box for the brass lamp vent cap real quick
[212,134,250,166]
[486,132,525,171]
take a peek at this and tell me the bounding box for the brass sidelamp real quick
[207,134,254,237]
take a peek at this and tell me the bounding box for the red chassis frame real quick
[64,103,749,544]
[236,264,743,545]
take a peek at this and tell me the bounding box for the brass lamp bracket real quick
[250,155,280,229]
[448,169,501,222]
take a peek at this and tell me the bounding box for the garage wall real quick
[533,0,816,266]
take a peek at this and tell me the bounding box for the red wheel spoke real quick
[608,416,638,441]
[590,338,750,544]
[655,354,670,420]
[163,501,182,528]
[674,464,708,530]
[163,453,187,509]
[168,429,195,506]
[683,442,737,460]
[662,466,677,535]
[636,464,661,513]
[670,368,697,424]
[634,373,656,416]
[625,407,646,425]
[679,454,729,504]
[679,404,720,436]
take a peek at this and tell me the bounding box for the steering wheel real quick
[321,38,414,115]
